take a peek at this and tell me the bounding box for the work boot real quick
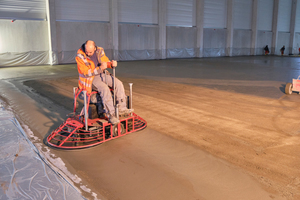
[119,108,134,115]
[108,114,120,125]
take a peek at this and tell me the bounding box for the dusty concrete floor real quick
[0,56,300,200]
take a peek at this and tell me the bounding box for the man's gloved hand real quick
[100,62,107,72]
[111,60,117,67]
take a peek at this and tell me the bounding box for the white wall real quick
[55,0,110,22]
[295,0,300,32]
[204,0,227,29]
[118,24,159,60]
[278,0,292,32]
[277,32,290,55]
[167,0,196,27]
[118,0,158,24]
[256,30,272,54]
[56,21,111,63]
[257,0,273,31]
[0,20,50,66]
[2,0,300,66]
[166,26,197,58]
[233,0,252,30]
[294,32,300,53]
[232,30,252,55]
[203,28,227,57]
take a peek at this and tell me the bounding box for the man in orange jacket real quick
[76,40,132,124]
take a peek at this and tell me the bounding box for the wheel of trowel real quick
[112,123,125,137]
[285,83,293,95]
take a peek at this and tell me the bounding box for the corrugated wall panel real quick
[204,0,227,28]
[257,0,273,31]
[0,0,46,20]
[118,0,158,24]
[295,0,300,32]
[233,0,252,29]
[166,0,196,27]
[55,0,109,22]
[278,0,292,32]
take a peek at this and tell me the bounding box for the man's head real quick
[85,40,96,57]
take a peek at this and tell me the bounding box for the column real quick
[196,0,204,58]
[158,0,167,59]
[46,0,58,65]
[110,0,119,60]
[271,0,279,54]
[289,0,297,54]
[226,0,234,57]
[251,0,258,55]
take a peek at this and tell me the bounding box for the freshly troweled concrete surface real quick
[1,56,300,200]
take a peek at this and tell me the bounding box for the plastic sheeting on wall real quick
[277,32,290,55]
[278,0,292,32]
[203,48,226,57]
[257,0,273,31]
[0,20,49,53]
[232,29,252,56]
[294,32,300,54]
[203,28,227,57]
[55,0,109,22]
[204,0,227,29]
[0,0,46,20]
[118,49,160,60]
[233,0,252,30]
[167,0,196,27]
[118,22,158,61]
[57,50,77,64]
[0,107,84,200]
[118,24,158,50]
[0,51,50,67]
[167,48,196,58]
[256,30,272,54]
[167,26,197,49]
[118,0,158,24]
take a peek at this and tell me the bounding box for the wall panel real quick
[294,32,300,53]
[118,0,158,24]
[0,0,46,20]
[55,0,109,22]
[256,30,272,55]
[203,28,227,57]
[233,0,252,29]
[276,32,290,55]
[204,0,227,28]
[167,0,196,27]
[0,20,50,66]
[56,21,111,63]
[166,26,197,58]
[278,0,292,32]
[295,0,300,32]
[232,29,252,55]
[257,0,273,31]
[118,24,159,60]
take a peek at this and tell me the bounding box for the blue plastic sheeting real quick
[167,48,196,58]
[0,106,84,200]
[119,49,160,60]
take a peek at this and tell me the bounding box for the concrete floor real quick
[0,55,300,200]
[117,56,300,98]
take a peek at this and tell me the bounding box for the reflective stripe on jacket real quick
[76,46,111,93]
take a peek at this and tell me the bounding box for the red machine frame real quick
[46,85,147,149]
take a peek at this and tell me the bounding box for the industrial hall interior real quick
[0,0,300,200]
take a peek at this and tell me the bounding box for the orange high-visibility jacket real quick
[76,45,111,93]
